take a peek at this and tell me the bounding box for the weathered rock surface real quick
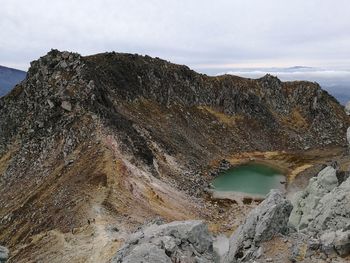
[0,246,9,263]
[288,166,350,260]
[307,177,350,235]
[223,190,293,262]
[112,220,214,263]
[289,166,339,232]
[320,230,350,256]
[289,166,350,236]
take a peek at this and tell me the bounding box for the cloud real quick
[1,0,350,71]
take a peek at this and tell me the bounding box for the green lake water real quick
[212,163,285,196]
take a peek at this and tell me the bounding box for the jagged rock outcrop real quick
[289,166,350,260]
[0,246,9,263]
[223,190,293,262]
[112,220,215,263]
[289,166,338,232]
[307,176,350,235]
[289,166,350,236]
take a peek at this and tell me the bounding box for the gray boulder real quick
[320,230,350,257]
[289,166,338,231]
[61,100,72,111]
[0,246,9,263]
[289,166,350,237]
[112,220,214,263]
[288,166,350,258]
[224,190,293,262]
[307,175,350,234]
[121,243,171,263]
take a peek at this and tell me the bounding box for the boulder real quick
[320,230,350,257]
[112,220,214,263]
[61,101,72,111]
[289,166,338,231]
[121,243,171,263]
[224,190,293,262]
[307,176,350,234]
[288,167,350,258]
[0,246,9,263]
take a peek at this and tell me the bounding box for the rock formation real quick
[223,190,293,262]
[112,190,293,263]
[112,220,214,262]
[289,166,338,232]
[289,166,350,260]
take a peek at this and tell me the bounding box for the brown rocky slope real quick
[0,50,349,262]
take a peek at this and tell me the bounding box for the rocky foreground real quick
[109,165,350,263]
[1,50,350,262]
[2,165,350,262]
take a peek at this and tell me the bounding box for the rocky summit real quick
[0,50,350,262]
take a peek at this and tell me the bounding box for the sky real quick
[1,0,350,80]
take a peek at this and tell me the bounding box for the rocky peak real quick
[0,50,95,160]
[26,49,88,100]
[258,73,282,88]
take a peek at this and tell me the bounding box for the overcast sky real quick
[1,0,350,75]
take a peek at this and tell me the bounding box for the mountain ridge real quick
[0,50,349,262]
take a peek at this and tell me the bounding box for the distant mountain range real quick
[0,65,26,96]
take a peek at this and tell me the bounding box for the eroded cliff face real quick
[0,50,349,262]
